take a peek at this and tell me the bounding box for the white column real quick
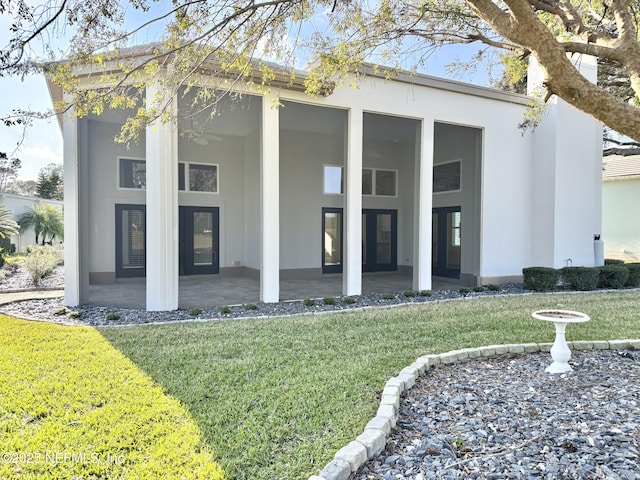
[343,108,363,296]
[413,118,434,291]
[63,97,89,306]
[260,95,280,303]
[145,84,179,311]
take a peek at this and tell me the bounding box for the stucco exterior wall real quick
[0,193,64,251]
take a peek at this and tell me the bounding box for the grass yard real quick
[0,315,224,479]
[97,291,640,480]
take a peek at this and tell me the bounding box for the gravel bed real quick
[353,349,640,480]
[0,264,530,326]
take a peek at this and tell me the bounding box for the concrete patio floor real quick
[88,273,464,309]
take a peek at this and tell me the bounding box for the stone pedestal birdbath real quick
[532,310,590,373]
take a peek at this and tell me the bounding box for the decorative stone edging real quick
[308,339,640,480]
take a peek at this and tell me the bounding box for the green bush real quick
[598,265,629,289]
[23,245,57,286]
[188,308,203,316]
[218,305,231,314]
[522,267,559,292]
[245,303,258,311]
[561,266,600,291]
[487,284,500,291]
[403,290,416,298]
[323,297,336,305]
[473,286,485,293]
[303,298,315,307]
[105,313,121,321]
[458,287,470,296]
[419,290,432,297]
[342,296,356,304]
[624,263,640,287]
[382,293,396,300]
[604,258,625,265]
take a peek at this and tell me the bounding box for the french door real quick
[432,206,461,278]
[115,204,219,278]
[321,208,397,273]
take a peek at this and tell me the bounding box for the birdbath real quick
[532,310,590,373]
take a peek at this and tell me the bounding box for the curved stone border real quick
[308,339,640,480]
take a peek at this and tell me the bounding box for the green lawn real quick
[96,291,640,480]
[0,315,224,479]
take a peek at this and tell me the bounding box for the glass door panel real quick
[322,208,343,273]
[432,213,438,268]
[446,211,461,270]
[362,214,367,265]
[193,212,214,266]
[376,214,392,264]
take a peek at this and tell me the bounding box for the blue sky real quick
[0,2,492,181]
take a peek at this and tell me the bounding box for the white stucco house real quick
[47,46,603,311]
[0,193,64,252]
[602,154,640,261]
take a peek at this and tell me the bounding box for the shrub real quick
[523,267,560,291]
[487,284,500,291]
[303,298,315,307]
[624,263,640,287]
[604,258,625,265]
[188,308,203,316]
[523,267,559,292]
[67,310,81,319]
[23,245,57,286]
[323,297,336,305]
[53,307,68,316]
[105,313,121,321]
[218,305,231,314]
[598,265,629,289]
[458,287,470,296]
[382,293,396,300]
[342,296,356,304]
[245,303,258,311]
[419,290,432,297]
[404,290,416,298]
[561,266,600,291]
[473,286,485,293]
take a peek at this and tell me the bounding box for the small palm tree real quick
[0,205,19,240]
[17,203,63,245]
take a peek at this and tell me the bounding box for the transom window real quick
[119,158,146,189]
[363,168,397,197]
[323,165,397,197]
[179,162,219,193]
[433,160,461,193]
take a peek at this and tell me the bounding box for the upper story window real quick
[179,162,219,193]
[433,160,461,193]
[363,168,397,197]
[119,158,146,189]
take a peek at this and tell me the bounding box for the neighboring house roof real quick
[602,155,640,181]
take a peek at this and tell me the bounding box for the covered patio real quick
[88,273,463,309]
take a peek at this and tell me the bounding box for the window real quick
[433,161,461,193]
[324,165,343,194]
[362,168,397,197]
[119,159,146,189]
[178,162,218,193]
[189,164,218,192]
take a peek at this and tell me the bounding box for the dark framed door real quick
[115,204,146,278]
[322,207,343,274]
[432,206,461,278]
[362,209,397,272]
[179,206,219,275]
